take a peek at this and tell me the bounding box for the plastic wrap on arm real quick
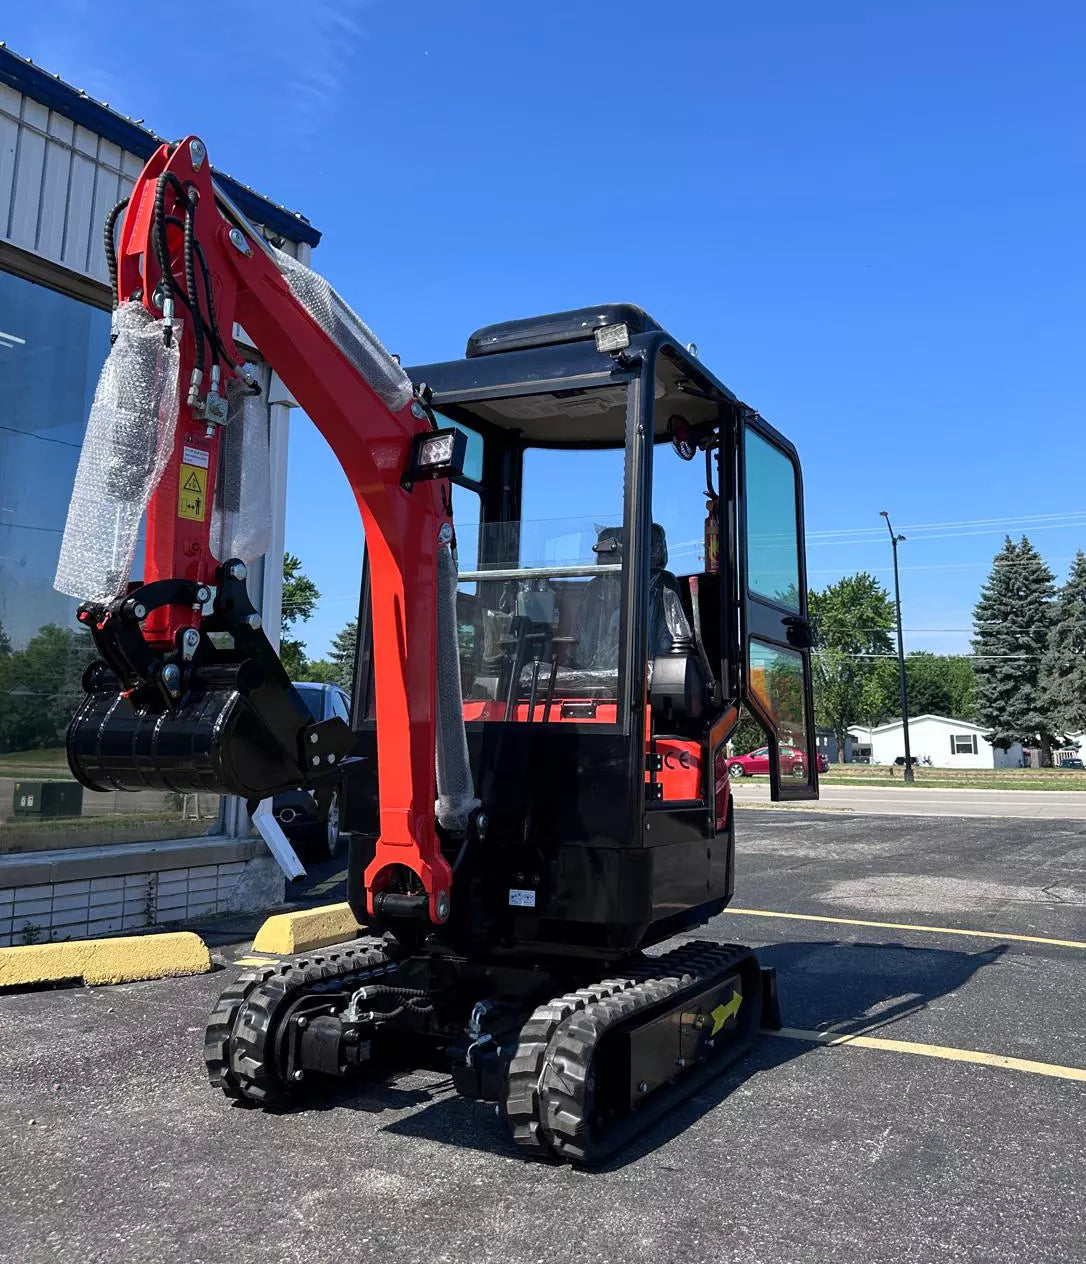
[54,303,181,603]
[435,540,480,831]
[270,246,412,413]
[209,374,272,563]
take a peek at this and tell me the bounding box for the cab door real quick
[737,412,819,801]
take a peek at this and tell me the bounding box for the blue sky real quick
[9,0,1084,659]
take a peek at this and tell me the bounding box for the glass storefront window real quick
[0,271,222,852]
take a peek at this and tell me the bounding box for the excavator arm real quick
[60,137,461,924]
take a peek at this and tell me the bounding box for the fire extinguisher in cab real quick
[704,448,719,573]
[704,496,720,573]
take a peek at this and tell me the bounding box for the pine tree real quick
[972,536,1056,759]
[1039,551,1086,737]
[328,620,358,691]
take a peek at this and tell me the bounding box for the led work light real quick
[404,427,468,484]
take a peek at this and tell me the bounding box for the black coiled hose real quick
[103,196,130,313]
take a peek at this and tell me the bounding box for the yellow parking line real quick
[769,1027,1086,1083]
[727,907,1086,951]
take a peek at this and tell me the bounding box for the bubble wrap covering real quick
[54,303,181,603]
[210,376,272,564]
[270,246,413,414]
[436,541,479,832]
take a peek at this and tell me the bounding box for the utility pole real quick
[880,510,913,783]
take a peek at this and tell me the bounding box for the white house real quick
[847,716,1025,770]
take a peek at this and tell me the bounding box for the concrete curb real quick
[0,931,212,988]
[251,901,362,956]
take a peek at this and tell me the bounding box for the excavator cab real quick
[343,304,818,959]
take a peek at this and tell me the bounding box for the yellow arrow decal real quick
[710,989,742,1036]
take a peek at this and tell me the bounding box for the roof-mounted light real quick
[465,305,660,358]
[593,323,630,354]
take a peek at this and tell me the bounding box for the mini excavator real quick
[60,137,819,1164]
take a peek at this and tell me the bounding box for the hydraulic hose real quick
[104,197,129,312]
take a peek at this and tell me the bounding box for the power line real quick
[0,423,82,451]
[809,554,1081,577]
[816,651,1044,660]
[807,518,1086,548]
[807,508,1086,540]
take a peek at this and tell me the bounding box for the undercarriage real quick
[204,937,778,1165]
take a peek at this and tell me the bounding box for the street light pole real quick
[880,510,914,783]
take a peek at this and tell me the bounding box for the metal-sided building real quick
[0,45,318,945]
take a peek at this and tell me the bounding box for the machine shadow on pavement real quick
[278,937,1005,1170]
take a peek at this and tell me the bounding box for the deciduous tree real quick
[280,551,320,679]
[809,573,895,761]
[904,653,977,721]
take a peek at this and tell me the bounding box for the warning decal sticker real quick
[182,444,210,469]
[177,463,208,521]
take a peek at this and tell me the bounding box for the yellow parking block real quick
[251,901,362,956]
[0,932,212,989]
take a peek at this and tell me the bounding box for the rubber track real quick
[502,974,638,1157]
[204,940,392,1105]
[537,941,752,1164]
[502,940,721,1158]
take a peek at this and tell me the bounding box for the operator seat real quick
[577,524,693,672]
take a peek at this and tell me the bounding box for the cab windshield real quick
[455,447,626,724]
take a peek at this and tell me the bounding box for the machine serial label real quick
[177,464,208,521]
[182,445,210,469]
[508,889,536,908]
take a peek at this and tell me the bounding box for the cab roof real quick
[407,304,736,448]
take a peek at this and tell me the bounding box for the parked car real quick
[273,682,352,858]
[728,745,808,778]
[1058,758,1084,770]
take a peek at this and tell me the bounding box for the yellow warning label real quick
[177,463,208,521]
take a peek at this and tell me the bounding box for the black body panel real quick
[343,721,733,962]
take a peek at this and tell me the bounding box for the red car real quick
[728,745,812,778]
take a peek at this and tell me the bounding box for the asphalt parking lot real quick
[2,809,1085,1264]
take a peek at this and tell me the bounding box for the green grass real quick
[0,747,72,780]
[0,811,214,853]
[818,764,1086,791]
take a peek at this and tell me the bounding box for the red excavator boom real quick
[63,137,453,923]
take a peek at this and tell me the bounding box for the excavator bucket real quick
[69,670,303,798]
[64,563,355,800]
